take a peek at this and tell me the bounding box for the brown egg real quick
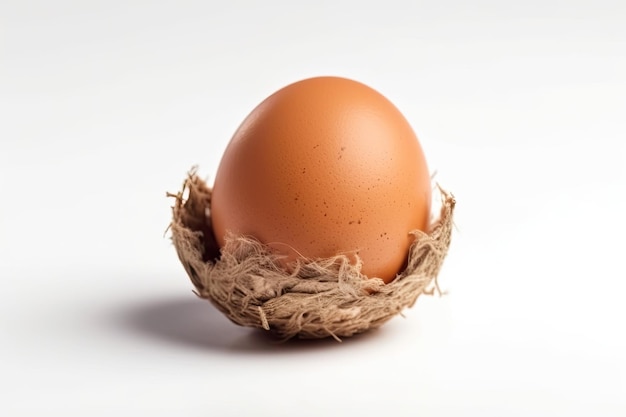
[210,76,431,283]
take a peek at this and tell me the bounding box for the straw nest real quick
[168,169,455,341]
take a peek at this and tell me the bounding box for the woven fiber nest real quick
[168,169,455,341]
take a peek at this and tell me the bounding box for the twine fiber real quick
[169,170,455,341]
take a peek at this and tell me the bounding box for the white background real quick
[1,0,625,415]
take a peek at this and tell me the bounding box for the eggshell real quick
[210,76,431,283]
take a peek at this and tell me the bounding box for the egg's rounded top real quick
[210,76,431,283]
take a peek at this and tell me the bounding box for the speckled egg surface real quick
[210,76,431,283]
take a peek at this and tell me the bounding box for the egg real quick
[210,76,431,283]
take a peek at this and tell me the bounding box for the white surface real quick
[1,0,625,415]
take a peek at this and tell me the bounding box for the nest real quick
[168,169,455,341]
